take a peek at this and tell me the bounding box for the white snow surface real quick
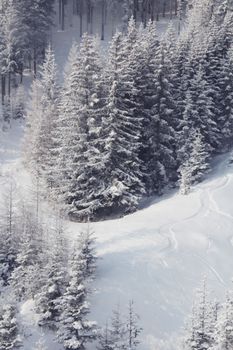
[1,121,233,350]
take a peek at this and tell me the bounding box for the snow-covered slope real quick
[1,122,233,350]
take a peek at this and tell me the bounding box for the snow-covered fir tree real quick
[57,241,97,350]
[24,78,43,174]
[151,38,177,189]
[129,20,161,195]
[77,227,97,282]
[35,220,69,330]
[54,35,106,221]
[218,50,233,147]
[183,279,216,350]
[179,129,210,194]
[10,208,45,300]
[98,305,127,350]
[98,302,141,350]
[126,300,142,350]
[109,305,127,350]
[179,161,192,195]
[100,29,145,216]
[185,67,219,152]
[0,182,19,286]
[98,322,112,350]
[24,45,59,184]
[213,292,233,350]
[0,304,22,350]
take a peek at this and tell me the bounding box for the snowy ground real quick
[1,121,233,350]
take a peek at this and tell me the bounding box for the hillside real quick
[1,1,233,350]
[1,114,233,350]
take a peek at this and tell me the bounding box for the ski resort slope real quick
[1,123,233,350]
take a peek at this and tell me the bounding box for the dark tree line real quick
[0,0,54,107]
[58,0,184,38]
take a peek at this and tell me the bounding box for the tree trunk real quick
[155,0,160,21]
[169,0,173,19]
[151,0,155,21]
[133,0,137,20]
[8,72,11,97]
[90,5,93,34]
[80,0,83,37]
[1,75,5,105]
[59,0,62,24]
[87,0,90,32]
[175,0,178,15]
[163,0,166,17]
[101,0,105,41]
[61,0,65,30]
[33,49,37,78]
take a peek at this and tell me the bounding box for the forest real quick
[1,0,233,349]
[22,0,233,222]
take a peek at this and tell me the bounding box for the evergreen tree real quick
[24,46,59,184]
[179,162,192,195]
[57,243,97,350]
[181,67,220,153]
[214,292,233,350]
[0,182,19,286]
[218,52,233,147]
[23,78,44,174]
[10,209,44,300]
[98,301,141,350]
[53,35,108,221]
[184,279,216,350]
[77,227,97,282]
[126,300,142,350]
[52,42,80,202]
[109,305,127,350]
[152,39,178,189]
[179,129,210,193]
[35,221,68,330]
[131,20,160,195]
[100,30,145,216]
[37,45,59,187]
[98,322,112,350]
[188,130,210,184]
[0,304,22,350]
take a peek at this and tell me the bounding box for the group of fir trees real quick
[183,279,233,350]
[24,0,233,221]
[98,301,142,350]
[0,0,54,113]
[0,303,22,350]
[0,182,142,350]
[0,181,98,350]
